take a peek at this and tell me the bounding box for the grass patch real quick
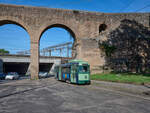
[91,73,150,85]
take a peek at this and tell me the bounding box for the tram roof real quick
[60,59,89,67]
[55,59,89,68]
[68,59,89,64]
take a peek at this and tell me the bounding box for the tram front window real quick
[79,65,89,73]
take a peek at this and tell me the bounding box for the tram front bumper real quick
[78,80,91,85]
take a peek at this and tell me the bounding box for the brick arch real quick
[39,24,76,41]
[0,17,31,36]
[38,23,80,58]
[38,21,79,42]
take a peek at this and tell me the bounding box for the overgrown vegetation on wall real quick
[99,19,150,74]
[99,43,116,57]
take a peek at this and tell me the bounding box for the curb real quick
[91,80,150,100]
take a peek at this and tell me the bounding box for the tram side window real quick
[62,67,71,74]
[54,66,58,73]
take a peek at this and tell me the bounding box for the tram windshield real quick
[79,64,89,73]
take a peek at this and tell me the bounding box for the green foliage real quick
[91,73,150,84]
[99,43,116,57]
[0,49,9,55]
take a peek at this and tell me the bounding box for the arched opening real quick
[40,24,75,57]
[39,24,75,74]
[0,20,30,76]
[99,24,107,33]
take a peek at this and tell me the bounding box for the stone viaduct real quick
[0,4,149,79]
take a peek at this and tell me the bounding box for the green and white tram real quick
[54,59,90,85]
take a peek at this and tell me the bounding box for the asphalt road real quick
[0,78,150,113]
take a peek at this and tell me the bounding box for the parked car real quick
[5,72,19,80]
[0,73,6,80]
[39,72,49,78]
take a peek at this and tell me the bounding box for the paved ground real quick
[92,80,150,98]
[0,78,150,113]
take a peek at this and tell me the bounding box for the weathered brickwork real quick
[0,4,149,78]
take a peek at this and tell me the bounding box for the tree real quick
[0,49,9,55]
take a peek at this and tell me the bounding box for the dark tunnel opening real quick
[3,62,29,75]
[39,63,53,72]
[3,62,53,75]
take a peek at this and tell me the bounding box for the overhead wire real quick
[120,0,135,12]
[103,0,150,28]
[134,3,150,12]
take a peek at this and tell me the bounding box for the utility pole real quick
[49,50,51,56]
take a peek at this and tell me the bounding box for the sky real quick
[0,0,150,13]
[0,0,150,55]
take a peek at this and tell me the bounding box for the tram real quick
[54,59,90,84]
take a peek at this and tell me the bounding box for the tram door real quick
[58,66,62,80]
[71,64,77,83]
